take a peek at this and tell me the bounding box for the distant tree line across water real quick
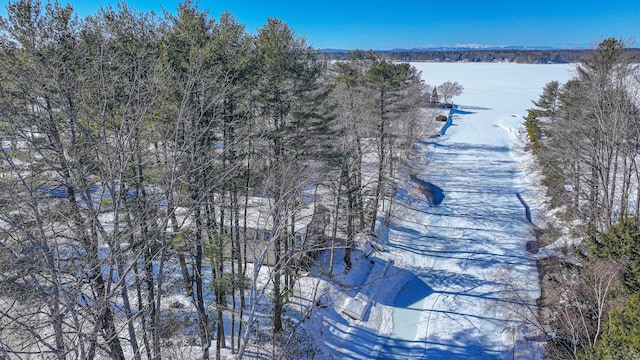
[320,48,640,64]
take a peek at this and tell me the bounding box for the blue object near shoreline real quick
[440,104,456,136]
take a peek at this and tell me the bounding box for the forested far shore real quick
[321,48,640,64]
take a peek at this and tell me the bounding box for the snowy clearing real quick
[302,63,574,359]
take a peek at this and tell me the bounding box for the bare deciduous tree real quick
[437,81,464,103]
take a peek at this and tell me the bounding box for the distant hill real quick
[318,47,640,64]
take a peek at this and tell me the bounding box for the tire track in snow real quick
[422,235,475,356]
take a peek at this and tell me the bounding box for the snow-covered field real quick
[303,63,574,359]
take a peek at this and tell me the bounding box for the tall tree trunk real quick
[134,257,153,360]
[355,138,366,231]
[370,91,386,234]
[238,157,251,351]
[216,192,226,357]
[118,253,141,360]
[344,173,356,269]
[230,187,239,354]
[193,202,210,359]
[330,175,343,275]
[273,231,283,333]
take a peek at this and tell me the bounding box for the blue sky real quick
[2,0,639,49]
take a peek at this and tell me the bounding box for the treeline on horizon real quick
[321,48,640,64]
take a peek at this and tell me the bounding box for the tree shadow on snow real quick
[392,272,434,308]
[375,332,504,360]
[410,174,444,206]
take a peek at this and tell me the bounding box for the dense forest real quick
[0,0,433,359]
[527,38,640,359]
[322,48,640,64]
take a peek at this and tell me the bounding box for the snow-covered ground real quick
[303,63,574,359]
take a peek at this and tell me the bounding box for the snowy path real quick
[378,124,537,359]
[374,63,574,359]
